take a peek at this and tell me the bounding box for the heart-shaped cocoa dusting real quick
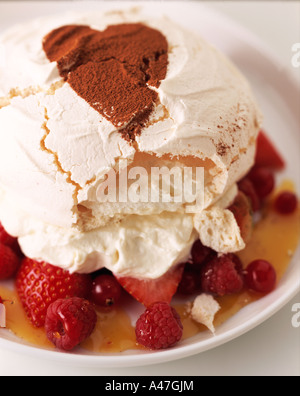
[43,23,168,141]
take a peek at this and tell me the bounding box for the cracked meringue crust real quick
[0,10,262,278]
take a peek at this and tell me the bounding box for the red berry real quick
[248,167,275,199]
[116,265,184,307]
[91,274,122,307]
[0,296,3,304]
[200,254,244,296]
[274,191,298,215]
[229,253,244,273]
[244,260,276,293]
[238,178,261,212]
[0,243,21,280]
[255,130,285,170]
[191,239,215,267]
[0,223,23,258]
[135,302,183,350]
[16,258,92,327]
[228,191,253,243]
[0,222,17,248]
[177,266,199,295]
[45,297,97,351]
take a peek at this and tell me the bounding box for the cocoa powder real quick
[43,23,168,141]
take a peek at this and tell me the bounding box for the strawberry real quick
[0,222,24,258]
[0,243,21,280]
[248,167,275,199]
[255,130,285,170]
[228,191,253,243]
[116,264,185,307]
[16,258,92,328]
[0,222,17,248]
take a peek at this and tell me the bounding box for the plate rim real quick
[0,1,299,367]
[0,279,299,368]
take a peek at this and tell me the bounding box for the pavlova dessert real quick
[0,9,298,352]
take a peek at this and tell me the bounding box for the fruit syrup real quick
[0,180,299,352]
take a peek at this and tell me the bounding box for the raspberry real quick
[16,258,92,327]
[230,253,244,273]
[200,254,244,296]
[191,240,215,267]
[0,243,21,280]
[135,302,183,350]
[45,297,97,351]
[244,260,276,293]
[178,241,217,296]
[274,191,298,215]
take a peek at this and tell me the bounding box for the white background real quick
[0,0,299,376]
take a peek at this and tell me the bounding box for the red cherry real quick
[248,167,275,199]
[274,191,298,215]
[244,260,276,293]
[91,274,122,307]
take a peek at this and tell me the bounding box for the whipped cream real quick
[0,10,262,278]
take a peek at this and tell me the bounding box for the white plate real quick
[0,1,299,368]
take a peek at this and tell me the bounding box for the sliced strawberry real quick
[228,191,253,243]
[255,130,285,170]
[116,264,185,307]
